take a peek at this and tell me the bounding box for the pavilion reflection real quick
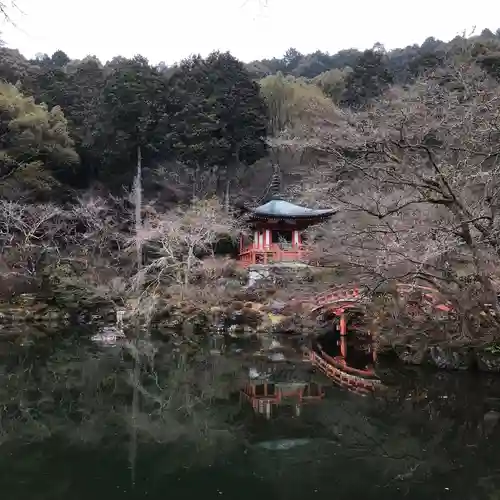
[240,364,325,419]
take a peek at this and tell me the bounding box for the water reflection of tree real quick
[370,369,500,497]
[3,337,500,497]
[124,341,244,449]
[0,337,245,461]
[242,371,500,498]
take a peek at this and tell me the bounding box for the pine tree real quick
[341,49,394,109]
[167,51,268,171]
[90,56,172,188]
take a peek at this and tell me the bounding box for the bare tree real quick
[305,61,500,340]
[132,198,241,294]
[0,200,64,295]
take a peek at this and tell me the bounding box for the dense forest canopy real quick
[0,27,499,201]
[1,28,500,338]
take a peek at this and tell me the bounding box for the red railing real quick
[303,347,382,396]
[316,345,377,379]
[240,382,325,405]
[238,244,309,266]
[308,284,453,314]
[312,287,362,311]
[395,283,453,312]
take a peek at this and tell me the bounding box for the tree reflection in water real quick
[0,330,500,499]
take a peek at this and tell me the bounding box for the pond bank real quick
[2,290,500,375]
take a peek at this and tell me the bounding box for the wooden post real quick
[265,400,271,419]
[340,312,347,358]
[265,229,271,248]
[295,403,301,417]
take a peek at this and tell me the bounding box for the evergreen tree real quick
[166,55,223,168]
[168,51,268,172]
[341,49,394,109]
[27,54,105,186]
[0,83,79,199]
[90,56,172,188]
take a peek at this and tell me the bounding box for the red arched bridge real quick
[298,283,453,396]
[306,283,453,316]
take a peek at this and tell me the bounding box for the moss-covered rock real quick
[428,345,475,370]
[393,344,429,365]
[476,345,500,373]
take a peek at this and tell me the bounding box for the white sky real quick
[1,0,499,65]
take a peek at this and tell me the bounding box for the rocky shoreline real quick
[1,292,500,374]
[391,343,500,373]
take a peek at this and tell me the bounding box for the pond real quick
[1,328,500,500]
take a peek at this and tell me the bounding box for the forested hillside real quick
[2,28,500,341]
[0,28,499,202]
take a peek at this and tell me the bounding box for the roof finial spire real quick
[269,163,282,200]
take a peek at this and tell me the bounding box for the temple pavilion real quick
[238,198,335,266]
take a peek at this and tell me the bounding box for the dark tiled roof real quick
[252,200,335,218]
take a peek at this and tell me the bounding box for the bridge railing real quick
[303,347,382,395]
[395,283,453,312]
[307,283,453,314]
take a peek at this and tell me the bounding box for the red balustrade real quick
[238,244,309,267]
[303,347,382,396]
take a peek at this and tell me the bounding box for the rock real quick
[269,352,286,362]
[14,293,37,307]
[483,410,500,435]
[240,307,263,327]
[269,300,286,313]
[394,345,428,365]
[476,349,500,373]
[484,410,500,423]
[267,312,286,325]
[269,339,282,350]
[428,346,474,371]
[181,320,195,337]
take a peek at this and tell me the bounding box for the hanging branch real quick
[0,2,21,23]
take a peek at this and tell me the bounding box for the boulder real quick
[428,345,474,371]
[394,344,428,365]
[269,300,286,313]
[476,348,500,373]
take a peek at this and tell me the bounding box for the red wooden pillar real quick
[265,229,271,248]
[339,312,347,358]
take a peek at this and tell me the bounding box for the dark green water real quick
[1,332,500,499]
